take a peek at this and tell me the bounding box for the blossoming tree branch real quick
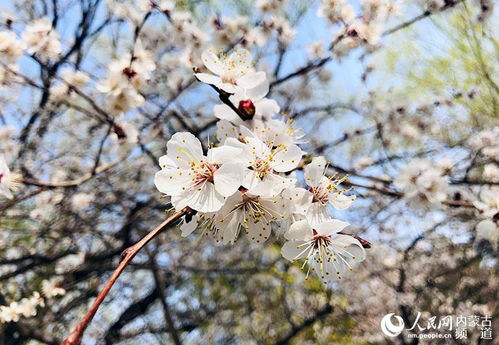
[0,0,496,344]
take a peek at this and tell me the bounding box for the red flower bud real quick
[238,99,256,119]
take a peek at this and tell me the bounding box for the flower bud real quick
[238,99,256,119]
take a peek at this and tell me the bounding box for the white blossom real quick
[270,16,296,43]
[154,132,245,212]
[317,0,356,24]
[96,41,155,114]
[256,0,287,13]
[0,292,46,324]
[110,121,139,147]
[304,156,355,224]
[151,48,365,287]
[473,187,499,218]
[213,78,279,124]
[224,136,303,197]
[106,0,150,25]
[0,154,20,199]
[42,280,66,298]
[0,31,25,63]
[22,18,62,59]
[307,41,327,59]
[281,218,365,282]
[60,68,90,88]
[394,158,449,206]
[214,190,289,244]
[196,48,266,94]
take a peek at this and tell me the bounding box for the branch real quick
[270,0,465,88]
[150,260,183,345]
[338,232,372,248]
[0,188,45,213]
[342,179,476,208]
[383,0,465,36]
[22,160,121,188]
[61,207,188,345]
[294,158,476,208]
[194,76,254,121]
[104,288,159,345]
[274,304,333,345]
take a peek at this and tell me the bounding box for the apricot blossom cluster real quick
[154,49,365,284]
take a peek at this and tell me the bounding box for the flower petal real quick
[201,49,224,75]
[331,234,366,262]
[246,136,271,159]
[246,172,293,197]
[281,240,308,261]
[246,218,271,243]
[255,98,280,119]
[214,103,240,123]
[223,137,254,166]
[158,155,176,169]
[208,145,242,164]
[213,162,243,197]
[218,210,241,245]
[216,120,239,142]
[180,215,200,237]
[329,193,355,210]
[227,48,252,73]
[285,219,312,240]
[314,219,350,236]
[154,169,192,196]
[167,132,204,168]
[304,156,327,187]
[245,77,269,100]
[272,144,303,172]
[305,202,330,226]
[282,188,313,215]
[172,183,225,213]
[237,71,267,89]
[195,72,221,85]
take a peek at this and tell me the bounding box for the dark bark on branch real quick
[274,304,334,345]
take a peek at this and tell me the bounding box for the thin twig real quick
[22,160,121,188]
[270,0,466,88]
[201,80,254,121]
[338,232,372,248]
[61,208,188,345]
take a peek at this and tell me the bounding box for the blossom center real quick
[220,73,237,85]
[234,193,277,224]
[309,186,329,204]
[251,157,272,179]
[312,229,331,248]
[122,66,137,79]
[192,162,219,187]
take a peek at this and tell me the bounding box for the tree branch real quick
[61,207,188,345]
[274,304,334,345]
